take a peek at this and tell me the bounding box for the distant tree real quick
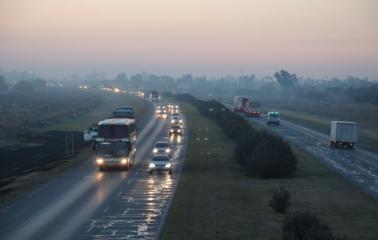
[238,75,256,89]
[130,74,143,88]
[0,75,9,92]
[32,79,47,88]
[116,72,128,82]
[14,80,34,92]
[179,74,194,84]
[274,70,298,88]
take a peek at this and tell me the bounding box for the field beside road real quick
[160,101,378,240]
[0,89,147,199]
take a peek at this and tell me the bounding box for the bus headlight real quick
[149,163,155,168]
[96,158,104,164]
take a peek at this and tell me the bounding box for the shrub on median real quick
[174,94,297,178]
[282,211,347,240]
[269,186,291,213]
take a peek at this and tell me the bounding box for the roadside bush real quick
[283,211,347,240]
[269,186,291,213]
[174,94,297,178]
[249,132,297,178]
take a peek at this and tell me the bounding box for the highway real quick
[245,114,378,200]
[0,101,188,240]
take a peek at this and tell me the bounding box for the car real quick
[169,104,179,113]
[169,125,183,135]
[152,141,171,156]
[266,111,280,126]
[246,110,260,118]
[170,113,183,125]
[148,155,172,174]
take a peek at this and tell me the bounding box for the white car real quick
[148,156,172,174]
[152,141,171,156]
[266,112,280,126]
[170,113,183,125]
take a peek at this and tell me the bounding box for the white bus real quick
[95,118,137,170]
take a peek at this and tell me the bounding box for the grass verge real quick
[160,101,378,240]
[49,92,147,131]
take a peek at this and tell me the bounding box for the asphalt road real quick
[0,101,188,240]
[245,114,378,200]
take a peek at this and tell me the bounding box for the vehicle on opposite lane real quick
[266,111,280,126]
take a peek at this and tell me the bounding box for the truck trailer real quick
[233,96,250,113]
[330,121,358,149]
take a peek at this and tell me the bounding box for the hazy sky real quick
[1,0,377,79]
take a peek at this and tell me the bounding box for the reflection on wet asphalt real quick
[82,133,185,240]
[248,116,378,200]
[0,103,188,240]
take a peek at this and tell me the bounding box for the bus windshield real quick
[96,142,129,157]
[98,125,130,139]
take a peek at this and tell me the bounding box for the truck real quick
[149,90,160,102]
[233,96,250,113]
[330,121,358,149]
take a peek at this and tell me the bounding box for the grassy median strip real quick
[161,101,378,240]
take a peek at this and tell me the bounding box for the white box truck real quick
[330,121,358,149]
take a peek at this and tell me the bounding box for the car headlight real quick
[170,129,174,132]
[96,158,104,164]
[153,148,158,153]
[179,119,183,123]
[171,120,174,123]
[165,163,171,168]
[149,163,155,168]
[121,158,127,164]
[177,129,181,132]
[165,148,171,153]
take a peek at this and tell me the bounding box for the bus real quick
[95,118,137,170]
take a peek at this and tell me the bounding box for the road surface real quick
[0,101,188,240]
[246,114,378,200]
